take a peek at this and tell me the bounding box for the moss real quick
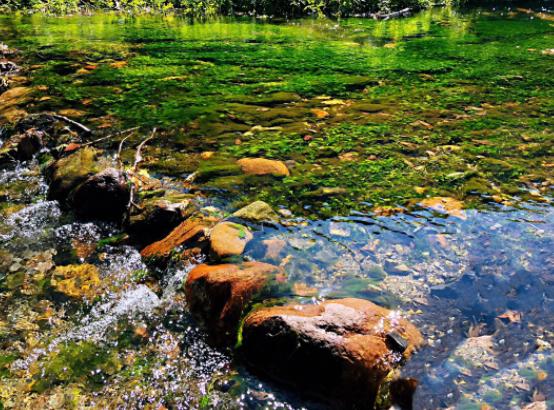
[196,164,243,182]
[32,341,121,392]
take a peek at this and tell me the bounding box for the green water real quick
[1,3,554,409]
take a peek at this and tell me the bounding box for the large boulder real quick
[71,168,131,220]
[184,262,288,346]
[140,217,215,262]
[242,298,424,410]
[45,147,107,202]
[237,158,290,176]
[209,222,253,260]
[233,201,279,223]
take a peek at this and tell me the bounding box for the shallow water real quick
[1,2,554,409]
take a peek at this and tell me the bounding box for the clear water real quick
[1,3,554,409]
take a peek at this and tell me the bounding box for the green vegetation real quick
[1,0,459,15]
[2,7,553,218]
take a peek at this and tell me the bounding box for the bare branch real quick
[133,128,156,172]
[51,114,92,135]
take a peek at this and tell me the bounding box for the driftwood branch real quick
[133,128,156,172]
[116,132,135,166]
[51,114,92,135]
[81,126,140,147]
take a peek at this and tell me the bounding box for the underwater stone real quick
[242,298,424,410]
[184,262,287,346]
[233,201,279,223]
[236,158,290,177]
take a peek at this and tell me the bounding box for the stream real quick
[1,2,554,409]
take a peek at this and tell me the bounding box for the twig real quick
[127,128,156,212]
[81,126,140,147]
[133,128,156,172]
[116,132,134,166]
[51,114,92,135]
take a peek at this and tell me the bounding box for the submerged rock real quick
[233,201,279,223]
[184,262,287,346]
[50,264,101,300]
[236,158,290,177]
[209,222,253,260]
[262,239,288,260]
[242,298,424,410]
[71,167,130,220]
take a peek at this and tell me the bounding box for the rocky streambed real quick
[0,107,425,409]
[1,6,554,410]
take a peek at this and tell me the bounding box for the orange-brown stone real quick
[242,298,424,409]
[141,217,213,261]
[236,158,290,176]
[185,262,286,346]
[209,222,253,260]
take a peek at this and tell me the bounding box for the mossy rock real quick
[44,147,108,202]
[196,164,244,182]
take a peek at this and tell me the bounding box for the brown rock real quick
[141,217,214,261]
[71,168,130,220]
[237,158,290,177]
[185,262,287,345]
[242,298,424,410]
[209,222,253,260]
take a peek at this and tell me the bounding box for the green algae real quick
[2,6,549,217]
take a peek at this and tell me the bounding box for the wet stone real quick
[233,201,279,223]
[184,262,287,346]
[141,216,215,263]
[242,298,424,410]
[71,168,130,220]
[44,146,108,202]
[209,222,253,260]
[236,158,290,177]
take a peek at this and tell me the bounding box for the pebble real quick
[535,339,552,351]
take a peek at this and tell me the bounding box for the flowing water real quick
[1,2,554,409]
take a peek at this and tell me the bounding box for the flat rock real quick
[233,201,279,223]
[209,222,253,260]
[242,298,424,410]
[237,158,290,177]
[71,168,130,220]
[185,262,287,345]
